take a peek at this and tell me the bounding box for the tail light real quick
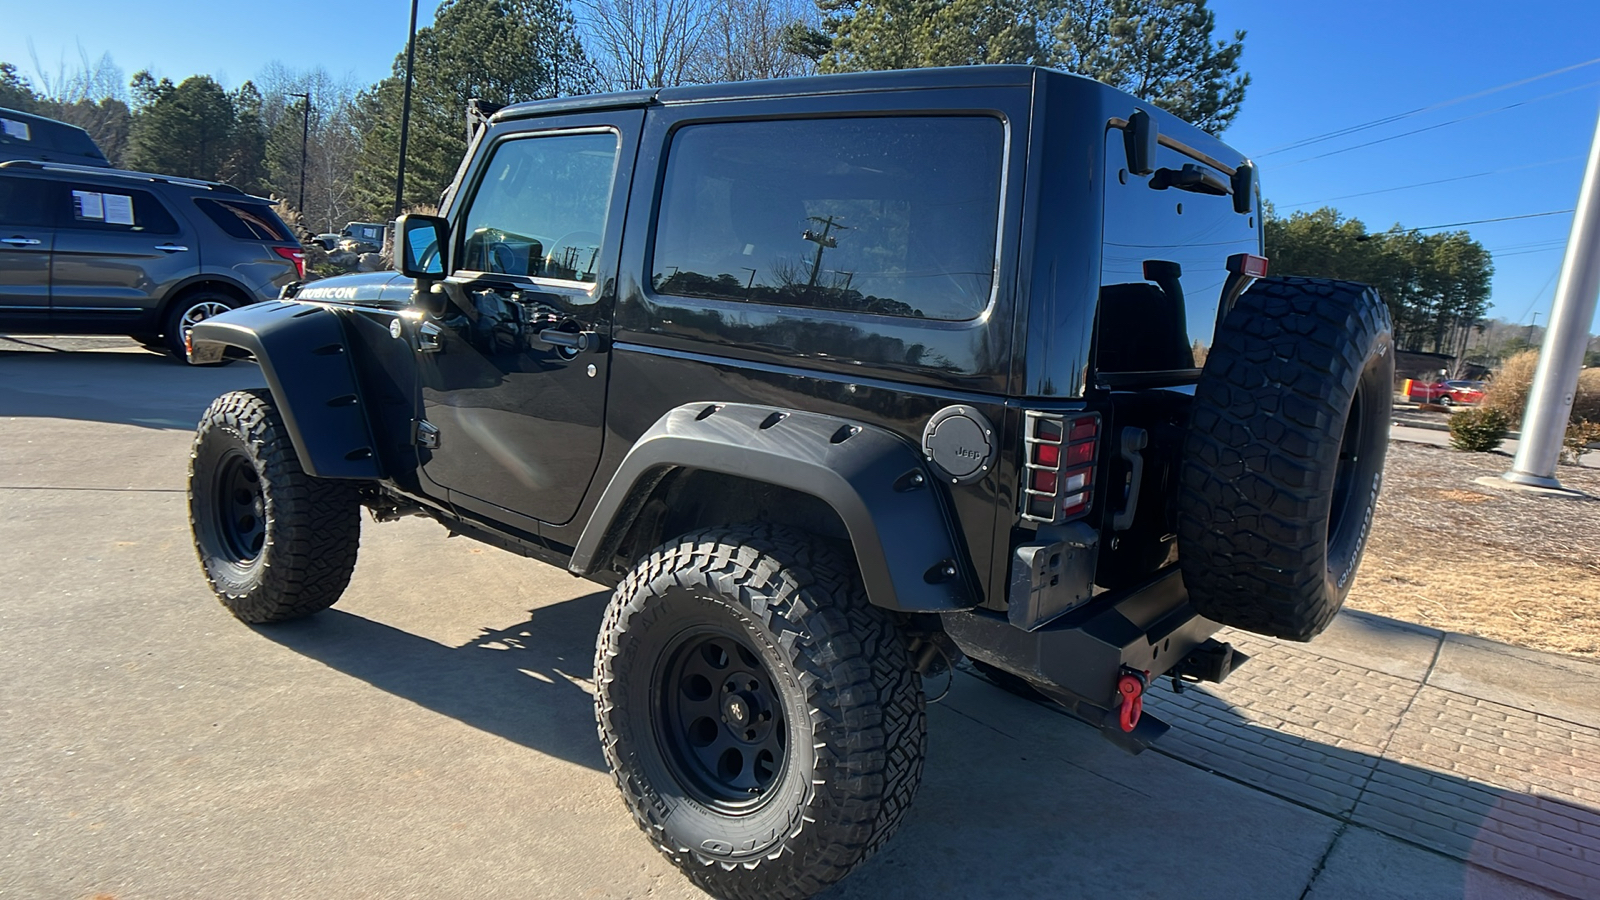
[274,246,306,279]
[1020,410,1100,524]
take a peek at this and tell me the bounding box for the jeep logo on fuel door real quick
[921,405,997,484]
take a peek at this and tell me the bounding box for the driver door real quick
[417,111,642,527]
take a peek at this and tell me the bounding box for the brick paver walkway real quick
[1141,621,1600,899]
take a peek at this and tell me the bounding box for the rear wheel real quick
[163,291,237,365]
[189,389,361,623]
[595,526,925,900]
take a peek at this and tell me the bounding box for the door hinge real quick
[414,419,441,449]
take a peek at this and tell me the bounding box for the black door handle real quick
[538,328,595,352]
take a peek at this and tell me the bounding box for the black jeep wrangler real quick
[184,66,1392,900]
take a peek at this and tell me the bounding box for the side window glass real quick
[651,117,1005,321]
[0,176,49,227]
[457,131,620,283]
[59,185,179,235]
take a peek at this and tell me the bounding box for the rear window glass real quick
[195,198,293,242]
[1096,130,1258,377]
[60,184,178,234]
[652,116,1005,321]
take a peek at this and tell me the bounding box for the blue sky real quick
[4,0,1599,332]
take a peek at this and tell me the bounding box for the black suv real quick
[184,66,1392,900]
[0,160,303,360]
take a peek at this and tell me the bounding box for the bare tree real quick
[694,0,819,82]
[257,64,366,233]
[582,0,710,90]
[25,44,132,164]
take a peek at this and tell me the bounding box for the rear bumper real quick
[942,568,1226,750]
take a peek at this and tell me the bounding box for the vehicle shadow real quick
[253,595,1599,899]
[257,591,611,772]
[0,347,264,430]
[832,669,1599,900]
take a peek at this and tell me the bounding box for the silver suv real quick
[0,160,303,362]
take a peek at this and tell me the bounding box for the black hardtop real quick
[489,66,1245,165]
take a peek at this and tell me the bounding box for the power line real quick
[1514,268,1561,324]
[1276,80,1600,169]
[1280,155,1584,208]
[1387,210,1575,232]
[1257,56,1600,157]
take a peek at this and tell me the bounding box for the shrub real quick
[1483,349,1539,422]
[1562,419,1600,466]
[1449,407,1511,452]
[1576,367,1600,422]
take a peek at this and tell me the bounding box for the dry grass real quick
[1346,441,1600,658]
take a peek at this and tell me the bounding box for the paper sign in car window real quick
[103,194,135,226]
[73,190,105,220]
[1,118,31,141]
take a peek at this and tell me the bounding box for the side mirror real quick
[397,214,448,279]
[1231,161,1257,215]
[1124,108,1157,176]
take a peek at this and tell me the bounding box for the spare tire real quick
[1177,277,1393,641]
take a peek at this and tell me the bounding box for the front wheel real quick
[595,527,925,900]
[189,389,361,623]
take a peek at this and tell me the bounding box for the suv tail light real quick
[1021,410,1100,524]
[273,246,306,279]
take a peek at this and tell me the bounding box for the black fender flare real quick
[187,300,382,479]
[570,403,977,613]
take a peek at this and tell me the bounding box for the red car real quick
[1409,379,1486,406]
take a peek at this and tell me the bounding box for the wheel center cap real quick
[723,695,750,726]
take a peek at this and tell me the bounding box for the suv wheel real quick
[163,292,237,365]
[1178,277,1394,641]
[595,526,925,900]
[189,389,361,623]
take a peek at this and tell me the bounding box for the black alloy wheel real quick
[659,630,787,809]
[212,449,267,563]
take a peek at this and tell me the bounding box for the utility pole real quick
[1526,311,1541,348]
[289,92,311,217]
[393,0,420,221]
[803,216,849,288]
[1499,103,1600,492]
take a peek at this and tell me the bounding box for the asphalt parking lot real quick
[2,335,1589,900]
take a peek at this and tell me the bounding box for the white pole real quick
[1502,104,1600,489]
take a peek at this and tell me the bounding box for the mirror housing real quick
[396,214,449,280]
[1231,161,1257,215]
[1123,108,1157,176]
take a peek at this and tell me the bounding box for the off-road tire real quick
[595,526,925,900]
[1177,277,1393,641]
[189,389,361,623]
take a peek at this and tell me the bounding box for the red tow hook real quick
[1117,668,1150,732]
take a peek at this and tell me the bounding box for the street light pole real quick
[289,92,311,217]
[1500,103,1600,491]
[393,0,420,221]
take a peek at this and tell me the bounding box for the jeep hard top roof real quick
[486,65,1248,178]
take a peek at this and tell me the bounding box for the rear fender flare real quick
[571,403,977,613]
[187,300,382,479]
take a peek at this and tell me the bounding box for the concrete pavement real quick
[3,337,1596,899]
